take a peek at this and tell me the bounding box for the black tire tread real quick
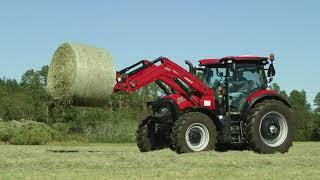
[246,99,295,154]
[136,116,154,152]
[172,112,217,154]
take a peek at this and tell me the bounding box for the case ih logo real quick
[177,96,186,104]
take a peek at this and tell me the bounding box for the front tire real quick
[136,116,170,152]
[172,112,217,154]
[246,100,295,154]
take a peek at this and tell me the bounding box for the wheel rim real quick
[259,111,288,147]
[185,123,209,151]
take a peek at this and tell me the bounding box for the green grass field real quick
[0,142,319,180]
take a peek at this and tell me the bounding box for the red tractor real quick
[114,54,295,154]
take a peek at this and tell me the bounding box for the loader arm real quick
[113,57,210,104]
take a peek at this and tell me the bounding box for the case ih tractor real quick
[114,54,295,154]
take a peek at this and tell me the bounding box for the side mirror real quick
[267,63,276,77]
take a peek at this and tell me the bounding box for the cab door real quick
[228,63,266,112]
[202,66,227,112]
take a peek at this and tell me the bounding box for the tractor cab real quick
[199,55,275,113]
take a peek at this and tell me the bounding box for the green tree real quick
[314,92,320,113]
[311,92,320,140]
[289,90,313,140]
[269,83,288,97]
[20,69,48,122]
[0,77,33,120]
[38,65,49,88]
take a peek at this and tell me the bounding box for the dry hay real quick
[48,43,116,106]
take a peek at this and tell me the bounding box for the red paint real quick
[222,55,268,61]
[199,55,268,66]
[199,89,215,110]
[246,90,278,102]
[199,59,220,66]
[162,91,216,111]
[163,93,195,110]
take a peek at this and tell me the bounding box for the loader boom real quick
[114,57,211,106]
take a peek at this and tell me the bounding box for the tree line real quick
[0,66,319,144]
[0,65,158,143]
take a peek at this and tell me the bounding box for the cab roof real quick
[199,55,269,66]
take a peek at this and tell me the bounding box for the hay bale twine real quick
[48,42,116,106]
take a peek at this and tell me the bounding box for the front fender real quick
[152,97,181,122]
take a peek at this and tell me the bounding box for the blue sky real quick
[0,1,319,105]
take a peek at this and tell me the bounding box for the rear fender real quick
[241,90,291,119]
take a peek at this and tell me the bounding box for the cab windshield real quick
[202,63,267,112]
[202,64,266,92]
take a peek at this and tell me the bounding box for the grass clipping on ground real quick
[48,43,116,106]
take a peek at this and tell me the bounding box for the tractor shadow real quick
[46,150,101,153]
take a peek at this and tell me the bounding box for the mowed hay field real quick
[0,142,319,180]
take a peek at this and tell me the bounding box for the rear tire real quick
[246,100,295,154]
[172,112,217,154]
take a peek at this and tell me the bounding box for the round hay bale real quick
[48,42,116,106]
